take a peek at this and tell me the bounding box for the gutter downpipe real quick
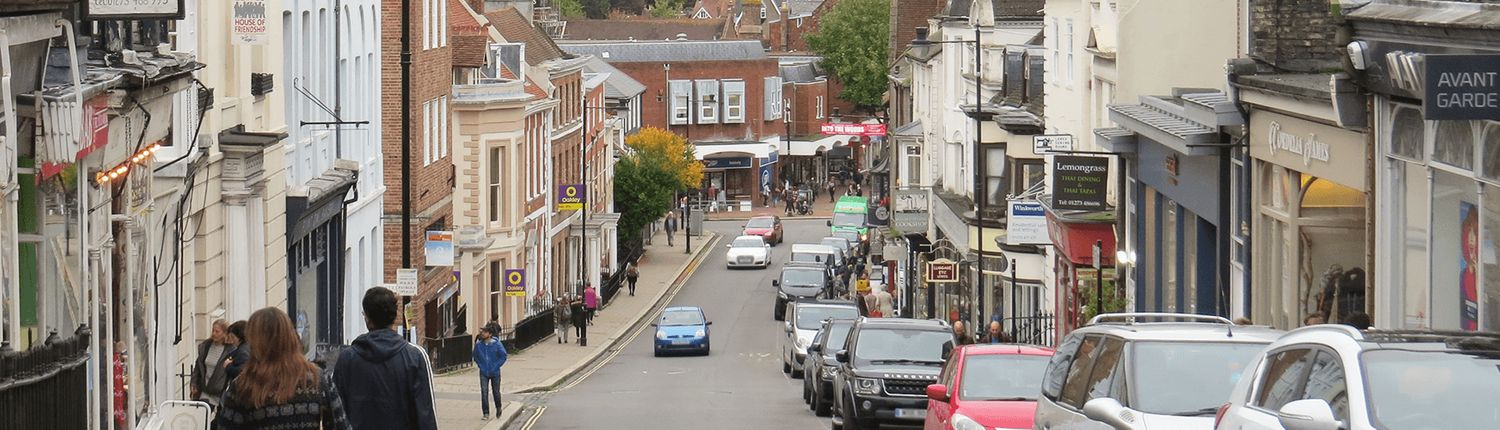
[0,28,17,360]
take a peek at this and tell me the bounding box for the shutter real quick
[1005,49,1025,102]
[764,76,782,120]
[722,80,746,123]
[1027,52,1045,108]
[696,79,719,124]
[669,80,692,125]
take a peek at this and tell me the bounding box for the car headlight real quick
[656,330,667,340]
[853,378,881,395]
[820,366,834,380]
[777,291,788,299]
[694,329,706,337]
[795,337,809,350]
[951,413,985,430]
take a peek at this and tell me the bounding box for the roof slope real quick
[581,57,648,98]
[560,39,768,62]
[562,18,727,41]
[947,0,1045,19]
[486,7,567,64]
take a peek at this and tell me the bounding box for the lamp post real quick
[911,23,994,323]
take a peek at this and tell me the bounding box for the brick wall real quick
[890,0,946,62]
[788,80,828,136]
[1250,0,1343,72]
[381,0,456,337]
[609,59,786,141]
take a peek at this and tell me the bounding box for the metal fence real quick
[426,334,476,374]
[602,246,645,307]
[0,327,91,430]
[1004,313,1056,347]
[501,311,555,353]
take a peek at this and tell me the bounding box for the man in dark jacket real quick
[334,287,439,430]
[472,326,509,420]
[222,320,249,382]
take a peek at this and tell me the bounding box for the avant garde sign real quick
[1424,54,1500,120]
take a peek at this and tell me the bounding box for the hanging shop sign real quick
[821,123,887,137]
[927,259,958,283]
[892,188,931,232]
[1249,110,1368,191]
[702,157,753,170]
[1033,134,1074,153]
[1006,201,1049,245]
[557,183,586,211]
[425,231,455,266]
[232,0,270,45]
[503,269,527,297]
[86,0,186,19]
[1051,155,1110,211]
[1424,54,1500,120]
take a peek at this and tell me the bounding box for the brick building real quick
[381,0,457,339]
[562,39,789,204]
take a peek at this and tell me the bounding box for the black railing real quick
[0,327,91,430]
[501,311,555,353]
[603,240,645,307]
[425,334,476,374]
[1004,313,1056,347]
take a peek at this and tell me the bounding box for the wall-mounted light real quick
[95,143,163,186]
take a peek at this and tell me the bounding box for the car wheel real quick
[842,398,864,430]
[813,386,832,416]
[803,376,812,404]
[653,348,661,357]
[774,304,785,321]
[702,344,710,356]
[791,365,804,379]
[782,358,791,374]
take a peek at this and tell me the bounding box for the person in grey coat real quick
[190,319,232,406]
[554,295,572,343]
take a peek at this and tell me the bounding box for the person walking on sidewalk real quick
[626,262,640,296]
[584,283,599,324]
[570,294,588,346]
[190,319,231,408]
[665,211,680,247]
[472,326,509,421]
[214,307,352,430]
[827,180,837,203]
[333,287,439,430]
[554,295,572,344]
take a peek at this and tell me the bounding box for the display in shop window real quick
[1461,201,1480,331]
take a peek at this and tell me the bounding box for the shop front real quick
[1042,206,1116,335]
[696,140,780,208]
[1246,109,1368,328]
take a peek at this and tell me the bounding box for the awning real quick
[1044,211,1117,267]
[787,135,852,156]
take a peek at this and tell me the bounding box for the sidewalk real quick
[431,226,719,430]
[703,195,839,221]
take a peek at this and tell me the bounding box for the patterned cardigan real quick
[213,369,352,430]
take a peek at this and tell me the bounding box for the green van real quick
[828,196,869,238]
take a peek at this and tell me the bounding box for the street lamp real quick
[910,24,996,322]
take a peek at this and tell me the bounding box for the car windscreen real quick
[781,269,825,287]
[732,237,765,247]
[959,354,1051,401]
[854,329,952,365]
[746,218,775,228]
[823,323,854,351]
[821,238,849,250]
[659,310,704,326]
[1362,349,1500,429]
[791,252,827,264]
[833,212,864,228]
[834,231,861,243]
[1130,341,1265,416]
[796,306,859,330]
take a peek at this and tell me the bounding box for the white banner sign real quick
[392,269,419,296]
[1006,201,1050,245]
[87,0,182,19]
[1033,134,1074,153]
[232,0,270,45]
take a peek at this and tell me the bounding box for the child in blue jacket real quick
[472,327,509,420]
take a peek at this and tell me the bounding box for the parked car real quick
[791,244,847,289]
[1034,313,1284,430]
[924,344,1053,430]
[833,229,864,256]
[652,306,712,356]
[822,236,855,259]
[831,318,954,430]
[804,318,857,416]
[725,235,772,269]
[742,215,783,245]
[781,299,860,378]
[1214,326,1500,430]
[773,262,833,320]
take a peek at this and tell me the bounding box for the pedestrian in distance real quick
[223,320,250,383]
[872,285,895,319]
[584,283,599,324]
[827,180,837,203]
[333,287,439,430]
[1303,312,1326,326]
[554,296,572,344]
[570,294,588,345]
[626,262,640,296]
[1341,312,1373,330]
[483,315,502,344]
[190,319,232,408]
[952,320,975,345]
[979,321,1012,344]
[472,326,509,420]
[664,211,679,247]
[213,307,351,430]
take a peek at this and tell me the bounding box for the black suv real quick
[773,262,832,320]
[831,318,954,430]
[803,318,856,417]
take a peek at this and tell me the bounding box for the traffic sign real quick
[393,268,418,296]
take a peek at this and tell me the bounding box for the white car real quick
[1214,325,1500,430]
[725,235,771,269]
[778,299,859,378]
[1034,313,1284,430]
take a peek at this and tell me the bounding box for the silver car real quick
[725,235,771,269]
[780,300,859,378]
[1034,313,1284,430]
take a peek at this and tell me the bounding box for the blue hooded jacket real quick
[472,337,508,377]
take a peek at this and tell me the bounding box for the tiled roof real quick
[560,39,767,62]
[561,18,727,41]
[692,0,733,18]
[947,0,1045,19]
[781,62,820,83]
[581,57,647,98]
[451,0,488,68]
[765,0,822,21]
[486,7,567,65]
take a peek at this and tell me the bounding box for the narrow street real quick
[515,219,833,430]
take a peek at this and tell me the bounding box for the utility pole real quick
[400,0,413,337]
[972,21,986,324]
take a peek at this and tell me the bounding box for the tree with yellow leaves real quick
[615,127,701,240]
[625,126,702,190]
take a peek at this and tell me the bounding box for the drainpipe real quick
[0,28,18,357]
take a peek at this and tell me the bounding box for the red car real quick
[742,215,783,245]
[924,344,1054,430]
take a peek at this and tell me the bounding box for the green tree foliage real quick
[611,0,647,15]
[805,0,890,111]
[614,127,702,240]
[649,0,684,18]
[583,0,611,18]
[557,0,586,18]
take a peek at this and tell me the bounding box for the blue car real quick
[653,306,712,356]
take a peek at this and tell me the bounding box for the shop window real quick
[1484,183,1500,331]
[1433,120,1476,170]
[1400,161,1430,328]
[1143,188,1159,311]
[1389,104,1425,161]
[1431,170,1478,331]
[1484,123,1500,181]
[1164,201,1179,312]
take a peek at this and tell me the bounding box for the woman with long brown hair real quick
[214,307,351,429]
